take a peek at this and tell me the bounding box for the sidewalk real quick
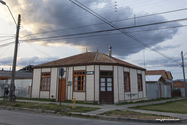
[1,97,186,121]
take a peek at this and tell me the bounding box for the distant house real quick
[0,69,33,98]
[31,51,147,104]
[173,80,185,97]
[145,70,172,100]
[18,65,34,72]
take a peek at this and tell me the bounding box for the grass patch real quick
[0,101,100,115]
[16,97,101,105]
[100,109,178,120]
[16,97,56,102]
[116,97,178,105]
[130,99,187,114]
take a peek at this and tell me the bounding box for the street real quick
[0,109,185,125]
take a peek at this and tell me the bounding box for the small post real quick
[72,97,76,108]
[181,51,187,97]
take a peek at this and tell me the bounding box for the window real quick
[40,73,50,91]
[137,74,143,91]
[124,72,130,92]
[73,71,86,91]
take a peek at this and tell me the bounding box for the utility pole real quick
[9,14,21,101]
[181,51,187,98]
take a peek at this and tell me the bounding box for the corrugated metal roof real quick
[146,75,162,82]
[0,70,33,79]
[34,51,146,70]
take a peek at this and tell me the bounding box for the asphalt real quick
[0,97,186,123]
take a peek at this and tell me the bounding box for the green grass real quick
[15,97,101,105]
[130,99,187,114]
[116,97,178,105]
[100,109,175,119]
[0,101,100,114]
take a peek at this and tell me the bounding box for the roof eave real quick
[33,62,146,71]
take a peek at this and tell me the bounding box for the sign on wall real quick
[86,71,94,75]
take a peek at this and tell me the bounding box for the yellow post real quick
[72,97,76,108]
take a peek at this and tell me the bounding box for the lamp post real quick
[0,0,21,101]
[0,0,16,25]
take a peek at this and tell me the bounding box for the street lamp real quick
[0,0,16,25]
[0,0,21,101]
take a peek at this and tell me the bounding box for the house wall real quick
[118,66,124,102]
[146,82,159,100]
[86,65,94,101]
[130,68,138,99]
[66,67,73,100]
[95,65,99,101]
[31,65,147,103]
[0,79,32,98]
[50,68,58,99]
[32,69,41,98]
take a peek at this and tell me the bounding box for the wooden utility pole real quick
[181,51,187,98]
[9,14,21,101]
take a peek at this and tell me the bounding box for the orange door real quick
[58,78,66,101]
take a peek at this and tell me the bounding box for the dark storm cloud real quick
[10,0,181,57]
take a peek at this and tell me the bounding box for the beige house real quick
[31,51,147,104]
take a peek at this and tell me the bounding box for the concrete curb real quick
[71,112,187,123]
[0,106,187,123]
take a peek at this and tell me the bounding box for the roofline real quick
[33,62,146,71]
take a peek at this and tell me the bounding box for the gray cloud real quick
[0,56,13,66]
[8,0,181,57]
[154,44,181,51]
[137,57,183,68]
[0,56,55,67]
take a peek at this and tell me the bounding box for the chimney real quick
[109,46,112,57]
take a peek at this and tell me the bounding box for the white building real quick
[31,51,147,104]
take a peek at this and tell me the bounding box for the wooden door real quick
[159,84,162,98]
[100,77,113,104]
[58,78,66,101]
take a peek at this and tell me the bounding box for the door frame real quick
[58,78,66,101]
[99,71,114,104]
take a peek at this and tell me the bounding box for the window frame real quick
[137,74,143,91]
[40,72,51,91]
[124,72,130,92]
[73,71,86,92]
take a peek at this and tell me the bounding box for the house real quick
[0,69,33,98]
[18,65,34,72]
[173,80,185,97]
[31,50,147,104]
[145,70,173,100]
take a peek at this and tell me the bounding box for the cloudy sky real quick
[0,0,187,80]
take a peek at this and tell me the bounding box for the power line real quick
[20,6,187,37]
[0,38,15,42]
[21,17,187,42]
[70,0,182,66]
[0,42,15,48]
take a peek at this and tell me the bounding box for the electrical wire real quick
[20,18,187,42]
[0,38,15,42]
[20,6,187,37]
[70,0,182,66]
[0,42,15,48]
